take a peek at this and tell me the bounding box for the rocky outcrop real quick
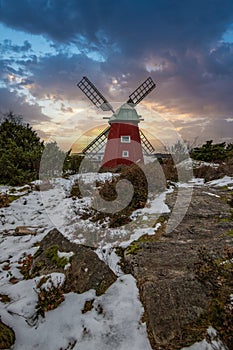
[31,228,117,296]
[121,186,233,350]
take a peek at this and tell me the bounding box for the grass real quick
[125,221,166,256]
[125,241,141,255]
[45,245,69,269]
[8,194,22,203]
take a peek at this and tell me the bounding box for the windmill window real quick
[122,150,129,157]
[121,136,131,143]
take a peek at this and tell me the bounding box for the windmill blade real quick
[77,76,114,113]
[82,126,110,154]
[127,77,156,106]
[139,129,155,154]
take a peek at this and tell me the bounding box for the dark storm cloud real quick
[0,0,233,52]
[0,88,50,124]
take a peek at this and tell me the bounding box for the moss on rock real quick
[45,245,69,268]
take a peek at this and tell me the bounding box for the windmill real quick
[77,76,156,168]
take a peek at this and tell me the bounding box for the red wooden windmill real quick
[77,77,156,168]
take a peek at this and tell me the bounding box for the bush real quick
[76,163,166,228]
[0,113,44,185]
[193,158,233,181]
[35,278,64,317]
[191,140,233,162]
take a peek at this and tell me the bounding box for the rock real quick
[14,226,36,236]
[0,194,9,208]
[121,187,233,349]
[31,228,117,296]
[0,319,15,349]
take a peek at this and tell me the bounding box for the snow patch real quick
[57,250,74,259]
[37,273,66,291]
[207,176,233,187]
[202,191,221,198]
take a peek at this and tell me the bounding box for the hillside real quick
[0,170,233,350]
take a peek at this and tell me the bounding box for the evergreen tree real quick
[0,112,44,185]
[191,140,232,162]
[40,141,70,178]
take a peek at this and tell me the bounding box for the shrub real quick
[193,158,233,181]
[191,140,233,162]
[0,112,44,185]
[35,278,64,318]
[88,163,164,228]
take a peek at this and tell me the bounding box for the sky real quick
[0,0,233,150]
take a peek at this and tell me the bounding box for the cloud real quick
[0,0,233,143]
[0,39,31,53]
[177,117,233,145]
[27,53,102,101]
[60,102,73,113]
[0,87,50,124]
[1,1,233,51]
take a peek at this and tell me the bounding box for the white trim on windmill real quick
[121,135,131,143]
[122,150,129,157]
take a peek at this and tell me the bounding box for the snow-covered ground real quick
[0,173,232,350]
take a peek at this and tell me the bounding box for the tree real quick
[0,112,44,185]
[168,140,191,163]
[39,141,70,178]
[191,140,230,162]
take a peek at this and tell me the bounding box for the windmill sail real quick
[82,126,110,154]
[78,76,156,160]
[127,77,156,106]
[77,76,114,113]
[139,129,155,154]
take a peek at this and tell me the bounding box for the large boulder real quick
[121,186,233,349]
[31,228,117,296]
